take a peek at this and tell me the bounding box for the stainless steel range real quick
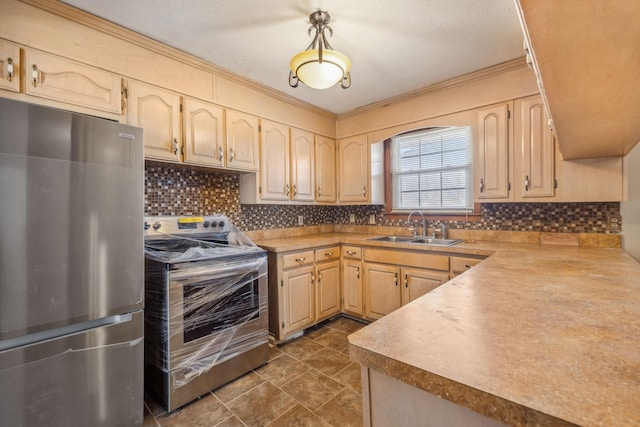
[143,215,269,411]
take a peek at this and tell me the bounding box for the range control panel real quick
[144,215,230,236]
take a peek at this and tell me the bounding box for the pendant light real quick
[289,11,351,90]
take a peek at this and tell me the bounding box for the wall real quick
[145,163,621,234]
[622,143,640,260]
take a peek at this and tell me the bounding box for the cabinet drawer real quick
[342,246,362,260]
[364,248,449,271]
[450,257,483,274]
[315,246,340,263]
[282,250,315,269]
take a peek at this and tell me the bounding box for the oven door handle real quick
[169,257,266,281]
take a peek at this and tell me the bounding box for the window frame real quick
[383,131,481,221]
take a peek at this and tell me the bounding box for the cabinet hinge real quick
[180,103,183,113]
[508,182,511,191]
[280,279,284,287]
[507,109,511,119]
[281,321,285,329]
[259,186,262,194]
[258,124,261,132]
[554,179,558,189]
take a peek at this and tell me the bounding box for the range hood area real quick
[516,0,640,160]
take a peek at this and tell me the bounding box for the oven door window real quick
[182,271,260,343]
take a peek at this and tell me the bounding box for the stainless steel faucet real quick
[407,211,426,237]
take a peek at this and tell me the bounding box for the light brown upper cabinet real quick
[25,49,121,115]
[475,102,512,201]
[290,127,315,202]
[240,122,319,204]
[0,40,20,93]
[259,119,291,201]
[513,95,556,199]
[225,109,260,171]
[127,80,182,162]
[338,134,370,203]
[183,98,225,168]
[315,136,337,203]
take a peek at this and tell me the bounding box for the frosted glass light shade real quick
[290,49,352,89]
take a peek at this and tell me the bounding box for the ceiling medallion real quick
[289,10,351,90]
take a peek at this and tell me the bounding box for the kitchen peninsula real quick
[347,240,640,426]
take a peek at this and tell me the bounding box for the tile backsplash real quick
[145,163,621,234]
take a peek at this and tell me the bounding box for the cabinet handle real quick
[285,184,290,196]
[465,265,472,269]
[293,184,297,196]
[404,274,408,288]
[311,272,315,283]
[325,252,333,257]
[362,186,366,196]
[31,64,39,87]
[173,138,178,155]
[229,147,235,162]
[318,186,322,196]
[479,178,484,193]
[218,146,224,162]
[356,266,360,279]
[395,272,398,286]
[294,257,306,262]
[524,175,529,192]
[318,272,322,282]
[6,58,14,82]
[346,250,357,256]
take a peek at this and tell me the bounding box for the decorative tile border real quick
[145,165,622,234]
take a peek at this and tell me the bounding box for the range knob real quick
[218,220,225,228]
[144,222,150,231]
[203,221,210,228]
[152,222,161,231]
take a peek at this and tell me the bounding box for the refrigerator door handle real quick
[0,313,133,352]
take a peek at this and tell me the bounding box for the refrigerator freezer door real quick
[0,98,144,340]
[0,310,144,427]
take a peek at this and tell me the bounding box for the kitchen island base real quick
[361,367,507,427]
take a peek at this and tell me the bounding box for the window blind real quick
[391,127,472,211]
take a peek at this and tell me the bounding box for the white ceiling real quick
[61,0,526,114]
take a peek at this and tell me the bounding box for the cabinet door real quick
[514,95,555,199]
[0,40,20,93]
[282,265,315,334]
[316,136,337,203]
[290,128,315,202]
[316,261,341,320]
[260,120,291,201]
[338,135,369,203]
[183,98,225,167]
[226,109,259,171]
[127,80,181,162]
[364,263,401,320]
[401,268,449,305]
[476,102,512,200]
[342,260,363,317]
[25,49,121,114]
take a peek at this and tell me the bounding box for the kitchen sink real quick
[367,236,463,246]
[367,236,416,242]
[410,237,464,246]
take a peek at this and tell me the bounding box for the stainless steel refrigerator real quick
[0,98,144,426]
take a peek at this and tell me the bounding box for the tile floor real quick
[143,316,368,427]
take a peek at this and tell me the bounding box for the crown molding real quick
[337,57,529,120]
[19,0,337,120]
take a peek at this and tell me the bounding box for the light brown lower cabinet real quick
[268,246,341,342]
[364,263,449,320]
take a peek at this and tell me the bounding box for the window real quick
[391,127,473,212]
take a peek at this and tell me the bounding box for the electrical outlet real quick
[349,214,355,223]
[369,214,376,225]
[298,215,304,226]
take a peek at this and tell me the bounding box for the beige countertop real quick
[255,232,640,426]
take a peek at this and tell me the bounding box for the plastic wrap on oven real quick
[144,249,268,388]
